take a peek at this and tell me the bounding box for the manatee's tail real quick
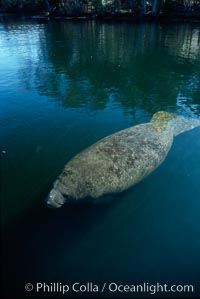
[151,111,200,137]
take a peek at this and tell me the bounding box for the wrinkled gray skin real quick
[46,111,200,208]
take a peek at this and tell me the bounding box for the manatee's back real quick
[59,123,174,200]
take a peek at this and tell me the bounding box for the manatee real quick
[46,111,200,208]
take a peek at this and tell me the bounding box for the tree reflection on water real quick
[2,21,199,115]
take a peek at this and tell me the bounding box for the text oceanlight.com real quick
[25,282,194,295]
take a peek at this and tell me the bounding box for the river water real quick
[1,19,200,298]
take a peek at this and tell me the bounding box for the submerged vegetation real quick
[0,0,200,19]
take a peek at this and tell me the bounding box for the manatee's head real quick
[46,189,67,208]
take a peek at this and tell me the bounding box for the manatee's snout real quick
[46,189,66,208]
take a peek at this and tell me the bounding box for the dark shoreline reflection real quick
[16,21,200,115]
